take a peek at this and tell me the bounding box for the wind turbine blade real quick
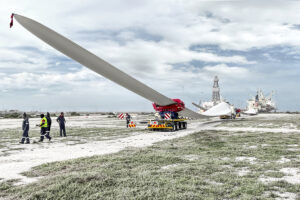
[179,108,208,119]
[13,14,175,106]
[203,102,232,116]
[192,102,206,111]
[192,102,202,109]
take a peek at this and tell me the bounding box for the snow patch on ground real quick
[274,192,297,200]
[221,157,230,161]
[276,157,291,164]
[253,113,294,119]
[259,168,300,185]
[287,144,298,147]
[237,167,250,176]
[161,164,178,170]
[208,127,300,133]
[183,154,200,161]
[264,191,297,200]
[287,148,300,152]
[235,156,257,164]
[206,180,223,186]
[259,176,281,184]
[243,145,257,149]
[280,168,300,184]
[282,123,297,130]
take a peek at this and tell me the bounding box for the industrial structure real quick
[245,89,276,114]
[193,76,225,112]
[212,76,221,104]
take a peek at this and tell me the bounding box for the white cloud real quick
[203,64,249,79]
[0,0,299,111]
[86,39,253,78]
[2,0,300,51]
[0,68,103,91]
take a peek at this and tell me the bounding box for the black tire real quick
[172,124,176,132]
[182,122,186,129]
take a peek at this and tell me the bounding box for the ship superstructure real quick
[246,89,276,114]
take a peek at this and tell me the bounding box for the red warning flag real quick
[10,13,14,28]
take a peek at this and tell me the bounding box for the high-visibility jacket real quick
[40,117,48,128]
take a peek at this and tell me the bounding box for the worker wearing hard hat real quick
[19,112,30,144]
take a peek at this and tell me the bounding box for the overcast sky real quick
[0,0,299,112]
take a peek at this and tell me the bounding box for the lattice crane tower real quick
[212,76,220,104]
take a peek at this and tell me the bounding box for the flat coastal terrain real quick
[1,113,300,199]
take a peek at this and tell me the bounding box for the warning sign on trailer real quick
[118,113,124,119]
[164,113,171,119]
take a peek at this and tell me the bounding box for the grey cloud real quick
[204,11,231,24]
[291,24,300,30]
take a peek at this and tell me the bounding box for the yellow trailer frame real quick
[148,119,187,131]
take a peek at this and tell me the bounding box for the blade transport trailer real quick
[148,119,187,131]
[148,110,187,131]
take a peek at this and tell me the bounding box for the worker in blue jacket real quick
[20,112,30,144]
[57,112,66,137]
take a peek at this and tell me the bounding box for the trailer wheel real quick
[172,124,176,132]
[175,122,178,131]
[182,122,186,129]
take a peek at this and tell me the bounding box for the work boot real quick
[19,138,25,144]
[39,137,43,142]
[26,138,30,144]
[49,137,51,141]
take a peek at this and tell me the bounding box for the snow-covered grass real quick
[0,114,208,185]
[217,113,300,130]
[0,113,300,199]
